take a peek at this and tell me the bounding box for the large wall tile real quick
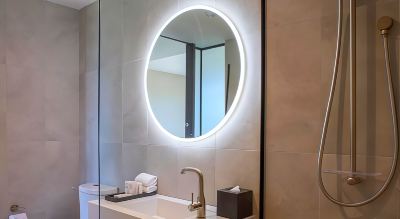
[146,145,179,197]
[265,151,318,219]
[100,0,123,68]
[216,31,261,151]
[100,64,123,144]
[79,70,99,183]
[319,154,399,219]
[0,0,5,65]
[6,140,47,214]
[321,4,400,157]
[44,3,79,143]
[266,20,322,154]
[215,0,260,36]
[122,61,148,145]
[4,1,80,218]
[267,0,321,29]
[122,144,147,182]
[122,0,179,62]
[5,0,46,67]
[0,63,7,218]
[79,9,87,75]
[82,2,99,73]
[6,64,45,141]
[43,141,79,219]
[179,0,216,8]
[215,149,260,217]
[177,147,216,206]
[100,143,123,189]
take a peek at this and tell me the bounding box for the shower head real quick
[377,16,393,35]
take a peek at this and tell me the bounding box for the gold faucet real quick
[180,167,206,218]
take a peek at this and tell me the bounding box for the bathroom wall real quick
[79,0,261,217]
[0,0,80,218]
[266,0,400,218]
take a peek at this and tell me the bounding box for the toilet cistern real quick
[180,167,206,218]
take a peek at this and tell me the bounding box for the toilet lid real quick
[79,183,118,195]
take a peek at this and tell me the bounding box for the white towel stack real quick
[125,173,158,195]
[135,173,158,194]
[125,181,143,195]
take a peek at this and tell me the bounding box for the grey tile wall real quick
[266,0,400,218]
[0,0,80,218]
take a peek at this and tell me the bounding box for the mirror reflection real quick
[147,9,242,138]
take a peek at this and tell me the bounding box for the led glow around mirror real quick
[144,5,245,141]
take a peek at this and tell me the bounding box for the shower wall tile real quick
[6,63,45,141]
[0,63,7,217]
[100,143,123,189]
[320,15,351,156]
[3,1,80,218]
[319,154,399,219]
[43,141,79,219]
[5,0,46,67]
[122,0,179,62]
[266,0,321,29]
[176,147,216,206]
[0,0,5,65]
[79,9,87,75]
[266,19,322,154]
[267,0,400,218]
[321,4,400,157]
[146,145,179,197]
[79,70,99,183]
[122,61,148,145]
[215,149,260,217]
[100,64,123,144]
[100,0,123,68]
[82,1,99,73]
[44,3,79,143]
[265,151,318,219]
[6,140,48,213]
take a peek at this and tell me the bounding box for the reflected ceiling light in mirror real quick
[144,5,245,142]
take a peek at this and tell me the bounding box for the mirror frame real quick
[144,5,245,142]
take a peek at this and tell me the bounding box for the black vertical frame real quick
[185,43,196,138]
[260,0,266,218]
[225,64,231,113]
[97,0,102,218]
[200,49,203,135]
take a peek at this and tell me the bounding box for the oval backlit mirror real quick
[145,6,244,140]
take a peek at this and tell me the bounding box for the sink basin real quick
[88,195,225,219]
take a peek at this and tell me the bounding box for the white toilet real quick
[79,183,118,219]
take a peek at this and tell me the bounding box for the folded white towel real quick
[135,173,158,187]
[143,185,157,193]
[125,181,142,195]
[9,213,28,219]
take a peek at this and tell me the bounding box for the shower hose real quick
[317,0,399,207]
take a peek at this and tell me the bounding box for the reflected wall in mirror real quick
[146,7,244,139]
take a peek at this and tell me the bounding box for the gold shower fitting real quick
[317,0,399,207]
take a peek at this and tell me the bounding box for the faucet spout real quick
[180,167,206,218]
